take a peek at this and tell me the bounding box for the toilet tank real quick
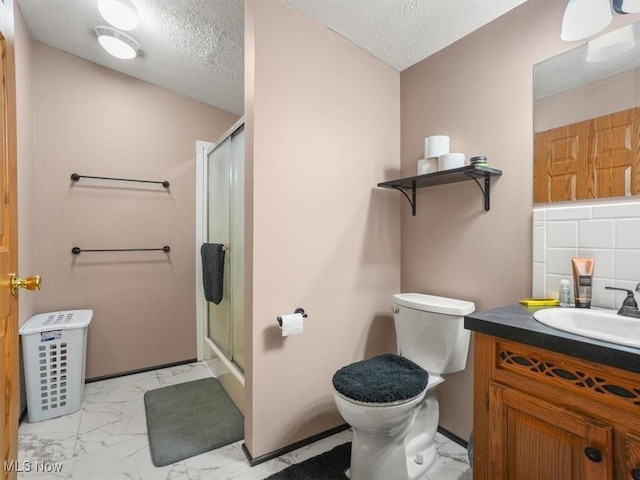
[392,293,475,375]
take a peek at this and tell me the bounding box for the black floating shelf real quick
[377,165,502,216]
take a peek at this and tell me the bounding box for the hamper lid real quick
[19,310,94,335]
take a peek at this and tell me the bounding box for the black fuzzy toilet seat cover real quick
[332,354,429,404]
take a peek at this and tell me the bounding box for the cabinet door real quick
[489,383,613,480]
[627,433,640,480]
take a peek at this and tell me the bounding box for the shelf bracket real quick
[379,166,500,216]
[465,174,492,211]
[392,183,416,216]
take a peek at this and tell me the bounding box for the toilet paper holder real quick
[277,308,307,327]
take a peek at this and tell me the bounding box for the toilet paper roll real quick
[417,158,438,175]
[278,313,304,337]
[438,152,466,171]
[425,135,450,159]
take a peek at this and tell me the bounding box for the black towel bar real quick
[72,246,170,255]
[71,173,170,188]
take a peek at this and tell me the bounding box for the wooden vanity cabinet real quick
[473,333,640,480]
[489,383,613,479]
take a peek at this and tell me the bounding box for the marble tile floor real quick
[18,361,471,480]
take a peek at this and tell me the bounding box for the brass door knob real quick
[10,274,41,296]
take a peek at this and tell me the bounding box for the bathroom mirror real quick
[533,20,640,203]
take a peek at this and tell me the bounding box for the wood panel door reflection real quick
[593,108,640,198]
[534,107,640,203]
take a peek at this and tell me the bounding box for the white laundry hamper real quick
[19,310,93,422]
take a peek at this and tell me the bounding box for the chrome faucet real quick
[605,284,640,318]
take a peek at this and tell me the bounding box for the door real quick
[205,124,244,371]
[207,136,232,357]
[592,108,640,198]
[533,122,591,202]
[533,107,640,202]
[626,433,640,480]
[489,383,613,480]
[0,2,19,479]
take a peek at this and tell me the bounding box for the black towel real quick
[201,243,225,305]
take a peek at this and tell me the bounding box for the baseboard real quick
[85,358,198,383]
[242,423,350,467]
[437,425,468,449]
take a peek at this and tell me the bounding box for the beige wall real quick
[243,0,256,452]
[400,0,639,440]
[245,0,401,458]
[535,67,640,131]
[30,43,238,378]
[15,0,35,327]
[14,0,34,416]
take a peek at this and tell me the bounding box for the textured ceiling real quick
[17,0,245,114]
[534,21,640,99]
[17,0,527,115]
[285,0,527,71]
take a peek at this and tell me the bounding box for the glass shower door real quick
[229,126,244,371]
[207,137,232,357]
[206,125,244,371]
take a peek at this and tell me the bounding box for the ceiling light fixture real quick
[93,26,143,60]
[561,0,613,41]
[586,24,636,62]
[98,0,139,31]
[613,0,640,14]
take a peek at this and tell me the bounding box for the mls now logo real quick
[3,460,64,473]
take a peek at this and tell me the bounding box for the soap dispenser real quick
[559,279,571,307]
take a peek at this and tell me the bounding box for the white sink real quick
[533,308,640,349]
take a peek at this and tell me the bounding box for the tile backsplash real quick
[533,201,640,309]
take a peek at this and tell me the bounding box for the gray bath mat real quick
[263,443,351,479]
[144,377,244,467]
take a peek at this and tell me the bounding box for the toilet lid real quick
[332,354,429,404]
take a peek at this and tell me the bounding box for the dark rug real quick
[144,377,244,467]
[263,443,351,480]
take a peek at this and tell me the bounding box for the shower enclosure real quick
[196,119,245,408]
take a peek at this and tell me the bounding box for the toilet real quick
[332,293,475,480]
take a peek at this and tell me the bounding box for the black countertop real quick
[464,304,640,374]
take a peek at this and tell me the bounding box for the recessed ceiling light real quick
[93,26,143,60]
[98,0,139,31]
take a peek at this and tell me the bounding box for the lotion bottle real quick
[571,257,595,308]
